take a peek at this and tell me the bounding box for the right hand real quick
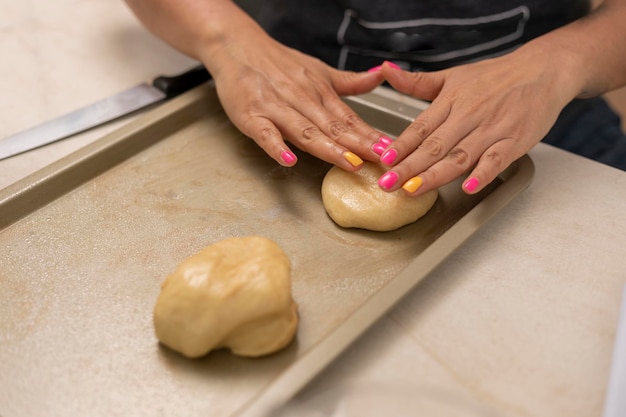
[200,29,385,170]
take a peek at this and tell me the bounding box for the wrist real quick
[515,36,589,102]
[194,3,268,76]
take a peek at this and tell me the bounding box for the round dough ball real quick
[321,162,438,231]
[154,236,298,358]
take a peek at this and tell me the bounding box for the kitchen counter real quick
[1,2,625,416]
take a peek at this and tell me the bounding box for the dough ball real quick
[321,162,438,232]
[154,236,298,358]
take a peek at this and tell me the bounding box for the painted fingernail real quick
[402,176,423,193]
[384,61,402,70]
[343,151,363,167]
[367,65,383,73]
[281,150,297,165]
[380,148,398,165]
[378,136,393,146]
[372,142,386,155]
[378,171,399,190]
[463,177,479,193]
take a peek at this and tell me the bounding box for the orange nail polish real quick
[402,176,423,193]
[343,151,363,167]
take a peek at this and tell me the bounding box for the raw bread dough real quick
[321,162,438,231]
[154,236,298,358]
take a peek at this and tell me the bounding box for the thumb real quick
[382,63,445,101]
[330,68,385,96]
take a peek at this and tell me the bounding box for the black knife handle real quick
[152,65,212,98]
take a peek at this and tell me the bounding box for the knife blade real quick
[0,64,211,160]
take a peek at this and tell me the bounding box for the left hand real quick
[375,44,580,195]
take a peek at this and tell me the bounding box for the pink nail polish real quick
[380,148,398,165]
[463,177,479,192]
[281,150,297,165]
[384,61,402,70]
[367,65,382,73]
[378,136,393,146]
[372,142,386,155]
[378,171,399,190]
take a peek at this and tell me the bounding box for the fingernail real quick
[372,142,386,155]
[343,151,363,167]
[384,61,402,70]
[378,136,393,146]
[463,177,479,193]
[402,176,423,193]
[380,148,398,165]
[367,65,383,73]
[378,171,399,190]
[281,150,297,165]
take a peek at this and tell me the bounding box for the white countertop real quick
[2,2,625,416]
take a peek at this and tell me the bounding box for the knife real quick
[0,64,212,160]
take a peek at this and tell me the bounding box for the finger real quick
[398,133,521,197]
[461,139,519,194]
[269,107,366,171]
[330,67,385,96]
[398,142,479,197]
[379,125,485,194]
[234,79,368,171]
[328,68,391,157]
[381,64,446,101]
[287,79,383,162]
[240,116,299,167]
[379,98,454,168]
[319,93,385,161]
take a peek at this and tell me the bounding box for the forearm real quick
[525,0,626,98]
[123,0,267,73]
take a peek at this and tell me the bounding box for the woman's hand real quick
[375,46,580,195]
[124,0,385,170]
[376,0,626,196]
[203,32,385,170]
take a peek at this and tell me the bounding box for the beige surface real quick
[1,2,625,417]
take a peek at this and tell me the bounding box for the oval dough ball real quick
[321,162,438,231]
[154,236,298,358]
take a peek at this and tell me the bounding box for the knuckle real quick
[420,136,446,158]
[446,147,471,170]
[366,129,383,143]
[301,125,322,141]
[407,118,433,140]
[259,127,281,144]
[457,99,482,115]
[342,112,363,129]
[483,149,505,170]
[315,80,335,98]
[328,121,348,138]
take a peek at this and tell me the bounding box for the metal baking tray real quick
[0,84,534,417]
